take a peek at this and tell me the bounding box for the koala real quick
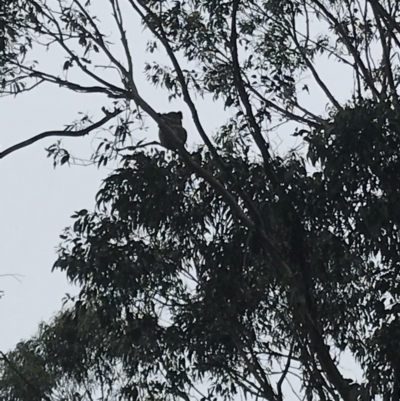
[158,111,187,150]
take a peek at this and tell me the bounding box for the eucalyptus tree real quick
[1,1,400,401]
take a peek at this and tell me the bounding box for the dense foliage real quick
[1,0,400,401]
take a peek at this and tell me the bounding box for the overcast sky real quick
[0,1,356,373]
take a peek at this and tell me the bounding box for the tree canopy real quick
[1,0,400,401]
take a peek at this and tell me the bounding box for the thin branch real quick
[35,5,124,94]
[284,377,304,401]
[0,78,45,97]
[372,4,398,105]
[107,0,141,104]
[289,12,343,111]
[357,0,374,98]
[73,0,131,82]
[7,60,124,98]
[310,0,380,99]
[343,0,362,98]
[0,274,24,283]
[230,0,274,172]
[228,327,278,401]
[247,85,324,127]
[117,140,160,151]
[277,339,294,401]
[249,1,355,68]
[110,0,134,78]
[0,108,122,160]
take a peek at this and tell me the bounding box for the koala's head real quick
[162,111,183,122]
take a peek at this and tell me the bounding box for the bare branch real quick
[110,0,134,78]
[0,108,122,160]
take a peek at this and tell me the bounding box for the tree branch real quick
[277,339,294,401]
[310,0,380,99]
[230,0,275,174]
[289,12,343,112]
[0,108,122,160]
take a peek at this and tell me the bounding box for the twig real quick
[0,274,24,283]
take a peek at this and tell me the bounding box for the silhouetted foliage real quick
[2,1,400,401]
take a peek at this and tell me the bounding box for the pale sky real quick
[0,4,358,388]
